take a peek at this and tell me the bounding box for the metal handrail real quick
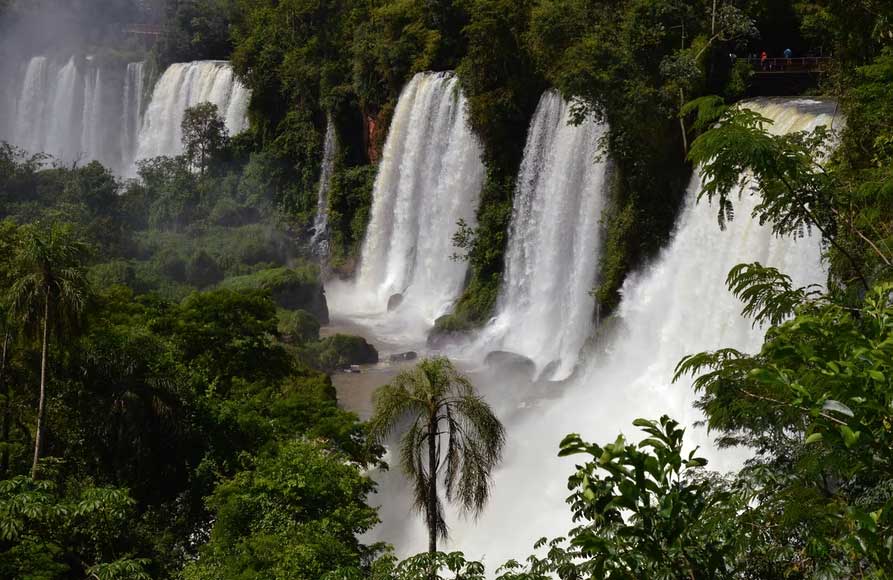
[747,56,833,72]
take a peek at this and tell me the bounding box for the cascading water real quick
[2,56,250,174]
[134,61,250,164]
[311,116,337,259]
[472,91,609,380]
[7,55,124,170]
[46,57,80,161]
[12,55,49,156]
[224,79,251,135]
[81,65,103,162]
[122,62,145,167]
[328,72,485,344]
[371,98,836,566]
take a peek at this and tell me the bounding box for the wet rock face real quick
[365,114,378,163]
[484,350,536,379]
[221,267,330,324]
[317,334,379,371]
[387,293,403,311]
[272,281,329,325]
[426,327,465,350]
[539,358,564,381]
[389,351,418,362]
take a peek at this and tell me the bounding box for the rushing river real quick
[327,93,836,567]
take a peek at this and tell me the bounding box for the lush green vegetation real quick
[211,0,823,324]
[3,0,893,578]
[0,101,384,578]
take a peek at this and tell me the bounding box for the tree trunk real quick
[31,295,49,479]
[0,331,10,477]
[679,88,689,156]
[427,413,438,556]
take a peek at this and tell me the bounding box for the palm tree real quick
[368,357,505,554]
[0,311,12,478]
[8,222,91,478]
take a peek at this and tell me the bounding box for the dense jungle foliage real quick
[0,100,384,578]
[1,0,893,578]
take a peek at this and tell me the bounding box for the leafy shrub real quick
[328,165,377,273]
[187,250,224,288]
[153,244,188,283]
[89,259,136,288]
[209,194,261,227]
[221,266,329,323]
[304,334,378,371]
[278,309,322,344]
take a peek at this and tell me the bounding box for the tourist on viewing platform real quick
[760,50,768,70]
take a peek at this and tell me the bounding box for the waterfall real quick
[474,91,609,380]
[134,61,250,165]
[122,62,145,166]
[224,79,251,134]
[81,65,103,162]
[328,71,485,344]
[3,57,250,174]
[311,116,337,258]
[371,98,835,564]
[46,57,81,162]
[13,56,49,155]
[9,55,106,167]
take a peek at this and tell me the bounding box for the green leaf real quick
[748,367,785,385]
[822,399,855,417]
[805,432,824,444]
[839,425,860,448]
[638,437,668,451]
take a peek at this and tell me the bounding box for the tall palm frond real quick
[368,357,505,550]
[6,221,92,478]
[8,223,91,336]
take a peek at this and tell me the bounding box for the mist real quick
[0,0,159,60]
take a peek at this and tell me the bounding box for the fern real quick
[680,95,728,131]
[725,262,823,326]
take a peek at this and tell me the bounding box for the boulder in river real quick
[540,359,564,382]
[389,351,418,362]
[427,314,472,349]
[316,334,379,371]
[387,293,404,311]
[484,350,536,378]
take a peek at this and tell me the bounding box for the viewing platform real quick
[745,56,834,97]
[747,56,833,74]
